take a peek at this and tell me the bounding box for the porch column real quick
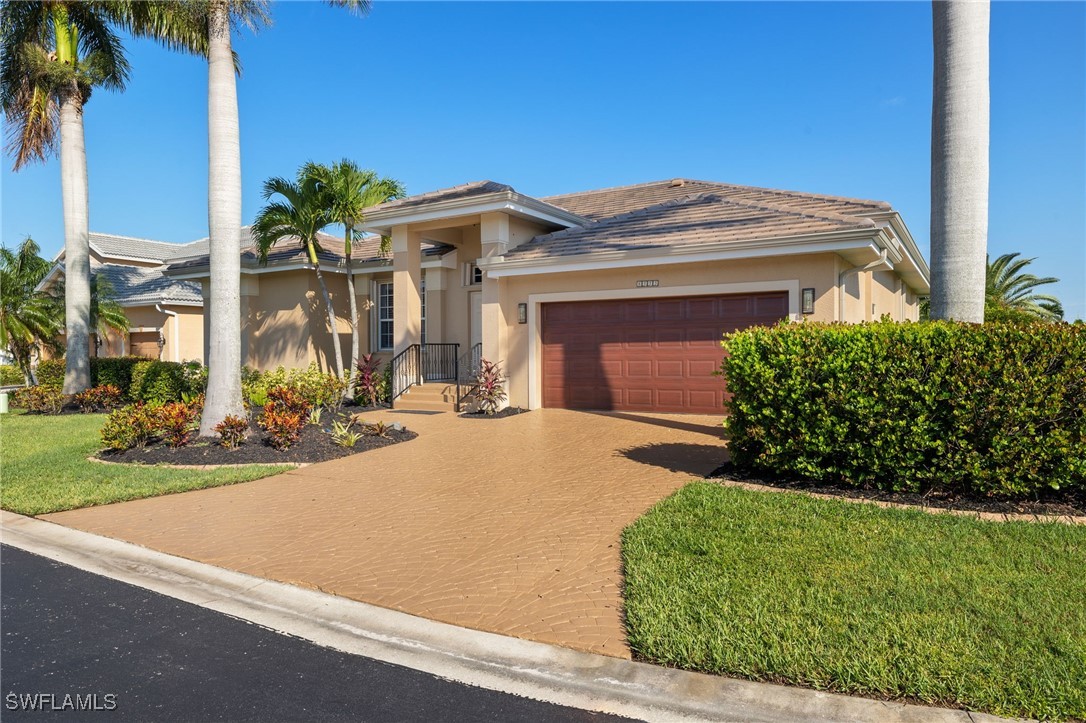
[392,225,422,354]
[424,266,444,344]
[480,212,509,409]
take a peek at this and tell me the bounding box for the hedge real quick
[1,364,25,386]
[32,356,205,404]
[722,320,1086,498]
[35,358,66,388]
[130,360,187,404]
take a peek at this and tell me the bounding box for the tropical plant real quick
[305,159,404,396]
[100,402,159,450]
[252,170,345,379]
[474,358,507,415]
[353,352,385,407]
[156,400,199,448]
[328,418,362,448]
[258,405,304,451]
[0,236,62,383]
[53,272,130,352]
[13,384,65,414]
[929,0,990,322]
[213,414,249,449]
[985,253,1063,322]
[73,383,122,413]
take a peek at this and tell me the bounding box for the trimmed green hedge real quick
[1,364,24,386]
[722,321,1086,498]
[93,356,144,393]
[32,356,205,404]
[130,360,186,404]
[35,358,66,388]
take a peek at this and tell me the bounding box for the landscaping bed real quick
[98,409,416,466]
[0,412,289,516]
[458,407,528,419]
[622,482,1086,721]
[706,461,1086,518]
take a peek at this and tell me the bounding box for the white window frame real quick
[377,281,394,351]
[463,262,483,287]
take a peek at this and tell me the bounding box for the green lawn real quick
[1,412,290,516]
[622,482,1086,721]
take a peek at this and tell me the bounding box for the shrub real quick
[328,419,362,448]
[266,385,310,416]
[722,320,1086,498]
[130,360,186,404]
[73,384,123,413]
[258,405,305,450]
[100,403,160,450]
[214,415,249,449]
[180,360,208,396]
[243,363,345,411]
[156,401,199,448]
[90,356,144,396]
[1,364,24,386]
[35,358,66,388]
[13,385,66,414]
[474,358,507,415]
[353,354,388,407]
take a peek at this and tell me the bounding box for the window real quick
[378,282,393,350]
[420,278,427,346]
[464,262,483,286]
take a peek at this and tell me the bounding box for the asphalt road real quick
[1,545,634,722]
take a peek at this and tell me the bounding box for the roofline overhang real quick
[480,228,899,278]
[164,250,460,281]
[117,299,203,308]
[359,191,588,236]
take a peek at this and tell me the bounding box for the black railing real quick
[455,342,484,412]
[421,343,459,383]
[390,344,420,405]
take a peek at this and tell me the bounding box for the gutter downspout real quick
[838,249,892,322]
[156,303,180,362]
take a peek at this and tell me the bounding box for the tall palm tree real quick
[1,2,132,392]
[252,172,344,379]
[0,237,63,384]
[929,0,990,323]
[304,160,404,395]
[986,253,1063,322]
[89,275,128,351]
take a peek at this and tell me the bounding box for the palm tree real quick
[0,237,63,384]
[1,2,132,392]
[90,276,129,352]
[986,253,1063,322]
[305,160,404,395]
[929,0,990,323]
[252,172,344,379]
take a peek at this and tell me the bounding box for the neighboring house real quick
[165,178,930,414]
[40,232,205,362]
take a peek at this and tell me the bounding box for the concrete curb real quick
[86,455,307,471]
[1,511,1020,723]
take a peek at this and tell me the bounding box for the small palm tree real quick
[252,172,344,379]
[0,237,63,384]
[305,160,404,395]
[90,276,128,352]
[986,253,1063,322]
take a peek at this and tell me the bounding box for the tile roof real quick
[542,179,891,222]
[95,262,203,305]
[366,180,515,213]
[88,232,204,262]
[503,192,878,262]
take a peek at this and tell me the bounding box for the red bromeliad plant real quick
[474,358,507,415]
[353,353,383,407]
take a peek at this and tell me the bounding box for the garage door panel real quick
[542,291,788,413]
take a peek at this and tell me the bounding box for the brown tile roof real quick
[542,179,890,222]
[503,192,878,262]
[366,180,515,213]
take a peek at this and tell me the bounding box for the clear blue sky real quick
[3,1,1084,318]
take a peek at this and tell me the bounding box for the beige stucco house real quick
[41,233,206,362]
[164,178,930,415]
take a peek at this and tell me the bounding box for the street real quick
[1,545,633,722]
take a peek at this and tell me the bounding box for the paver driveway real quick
[42,409,726,658]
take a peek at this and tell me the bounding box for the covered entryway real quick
[541,292,788,413]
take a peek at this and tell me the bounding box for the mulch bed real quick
[458,407,529,419]
[97,409,416,466]
[706,461,1086,518]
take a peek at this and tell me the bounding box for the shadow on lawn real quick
[617,442,727,477]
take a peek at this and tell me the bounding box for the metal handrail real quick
[455,343,484,412]
[389,344,420,406]
[420,343,460,383]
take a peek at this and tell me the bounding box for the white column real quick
[480,212,509,409]
[392,225,422,354]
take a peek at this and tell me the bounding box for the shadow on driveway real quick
[616,442,727,477]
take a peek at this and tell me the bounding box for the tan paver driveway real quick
[43,409,726,658]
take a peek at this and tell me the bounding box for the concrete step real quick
[394,398,456,412]
[394,383,459,412]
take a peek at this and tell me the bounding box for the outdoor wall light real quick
[801,288,816,315]
[517,303,528,324]
[157,332,167,353]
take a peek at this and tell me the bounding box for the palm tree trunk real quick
[344,229,359,397]
[309,243,344,380]
[930,0,990,323]
[199,0,246,436]
[58,86,91,394]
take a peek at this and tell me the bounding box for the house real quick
[40,233,206,362]
[165,178,930,414]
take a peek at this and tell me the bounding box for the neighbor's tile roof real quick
[502,191,878,262]
[541,179,891,222]
[88,232,204,262]
[95,262,203,305]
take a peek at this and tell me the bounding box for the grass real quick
[1,412,291,516]
[622,482,1086,721]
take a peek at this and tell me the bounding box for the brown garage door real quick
[129,331,161,360]
[541,292,788,413]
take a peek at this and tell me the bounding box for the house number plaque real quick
[636,280,659,288]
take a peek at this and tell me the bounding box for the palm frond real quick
[985,252,1064,322]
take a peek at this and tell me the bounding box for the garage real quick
[129,331,162,360]
[541,292,789,413]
